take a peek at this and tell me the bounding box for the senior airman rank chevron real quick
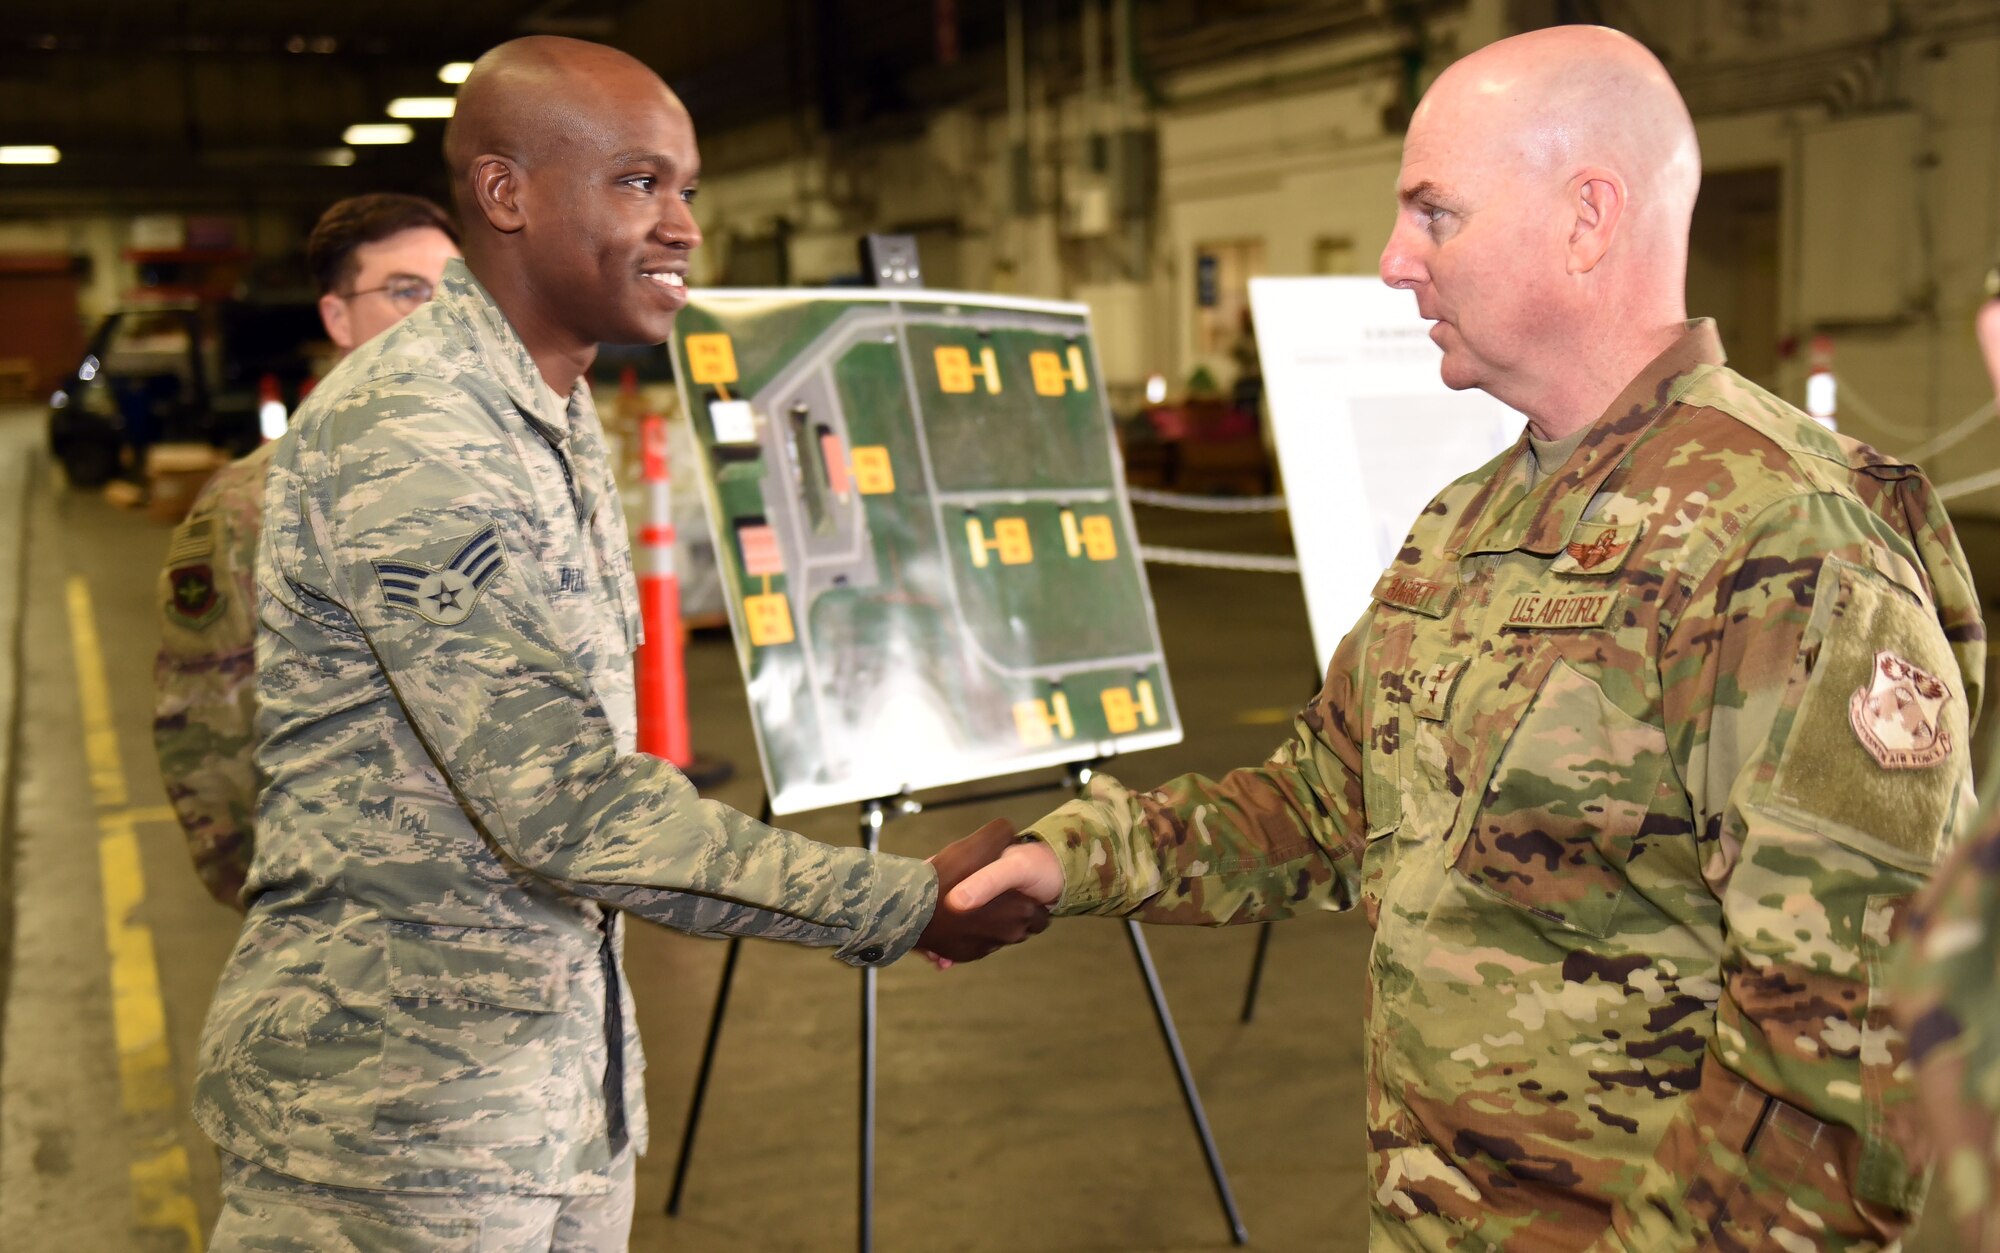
[372,526,506,626]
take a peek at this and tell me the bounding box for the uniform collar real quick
[1446,319,1726,559]
[433,257,585,444]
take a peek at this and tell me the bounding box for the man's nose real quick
[660,201,702,252]
[1379,221,1425,290]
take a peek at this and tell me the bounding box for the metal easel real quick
[1237,663,1334,1025]
[664,760,1249,1251]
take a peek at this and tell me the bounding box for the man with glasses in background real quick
[153,193,461,909]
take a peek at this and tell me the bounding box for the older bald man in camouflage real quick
[954,26,1982,1252]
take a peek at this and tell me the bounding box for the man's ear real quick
[318,291,354,354]
[471,154,527,234]
[1567,170,1626,275]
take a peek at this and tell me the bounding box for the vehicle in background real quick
[47,298,323,487]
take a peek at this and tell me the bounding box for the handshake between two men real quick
[913,818,1067,966]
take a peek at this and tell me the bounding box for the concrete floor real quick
[0,405,1371,1252]
[0,402,1964,1252]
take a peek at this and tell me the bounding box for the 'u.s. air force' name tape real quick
[372,526,506,626]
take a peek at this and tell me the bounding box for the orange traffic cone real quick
[634,412,731,787]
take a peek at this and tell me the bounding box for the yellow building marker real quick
[66,576,202,1252]
[966,516,1033,567]
[851,445,895,494]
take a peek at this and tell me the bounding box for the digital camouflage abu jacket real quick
[193,259,939,1196]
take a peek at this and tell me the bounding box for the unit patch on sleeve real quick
[1849,650,1953,769]
[372,525,507,626]
[167,563,225,629]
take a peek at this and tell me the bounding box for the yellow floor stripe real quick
[1234,706,1296,726]
[109,804,180,826]
[66,576,129,808]
[99,813,176,1116]
[130,1135,204,1251]
[65,576,202,1251]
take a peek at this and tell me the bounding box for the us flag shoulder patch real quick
[371,526,506,626]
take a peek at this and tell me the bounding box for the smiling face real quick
[514,90,702,348]
[1378,97,1569,399]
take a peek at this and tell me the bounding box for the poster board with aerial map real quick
[670,289,1182,816]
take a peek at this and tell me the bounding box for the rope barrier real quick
[1898,398,1997,464]
[1832,376,1998,461]
[1127,487,1288,513]
[1139,544,1302,574]
[1931,463,2000,503]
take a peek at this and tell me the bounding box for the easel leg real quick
[666,934,742,1215]
[860,960,877,1253]
[1126,920,1250,1245]
[667,794,770,1218]
[1239,922,1274,1024]
[858,801,886,1253]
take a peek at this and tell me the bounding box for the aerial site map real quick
[670,289,1182,815]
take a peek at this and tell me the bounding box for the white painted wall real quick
[682,1,2000,512]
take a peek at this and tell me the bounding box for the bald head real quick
[1380,26,1702,434]
[1418,26,1700,250]
[442,36,703,388]
[445,37,689,220]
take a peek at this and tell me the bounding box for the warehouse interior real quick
[1,1,1997,1249]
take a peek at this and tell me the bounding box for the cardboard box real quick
[144,442,229,524]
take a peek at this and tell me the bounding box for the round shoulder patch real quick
[167,563,225,629]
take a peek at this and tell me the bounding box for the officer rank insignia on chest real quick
[1850,650,1953,769]
[372,526,506,626]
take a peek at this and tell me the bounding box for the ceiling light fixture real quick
[387,97,456,119]
[342,124,414,146]
[316,147,357,167]
[438,62,473,84]
[0,145,61,164]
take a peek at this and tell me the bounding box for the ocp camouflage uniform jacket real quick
[1028,321,1983,1250]
[1895,813,2000,1251]
[153,439,274,910]
[193,259,939,1196]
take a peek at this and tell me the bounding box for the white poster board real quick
[1250,277,1525,672]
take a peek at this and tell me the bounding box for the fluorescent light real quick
[438,62,473,84]
[0,145,60,164]
[315,147,357,167]
[387,97,455,119]
[343,124,414,146]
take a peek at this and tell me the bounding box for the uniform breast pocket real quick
[373,924,574,1146]
[1453,656,1669,938]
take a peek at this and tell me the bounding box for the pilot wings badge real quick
[372,526,506,626]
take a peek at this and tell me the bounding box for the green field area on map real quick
[671,291,1181,815]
